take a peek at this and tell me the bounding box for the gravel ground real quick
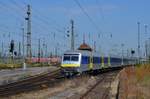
[3,71,119,99]
[5,75,93,99]
[0,66,58,85]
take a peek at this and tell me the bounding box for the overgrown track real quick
[0,69,63,97]
[80,70,120,99]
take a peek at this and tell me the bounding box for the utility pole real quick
[149,38,150,61]
[38,39,41,63]
[41,48,43,59]
[45,44,47,58]
[89,33,91,45]
[83,33,85,43]
[121,43,124,65]
[70,19,75,50]
[144,25,148,60]
[22,27,25,59]
[42,39,47,57]
[18,42,21,57]
[55,44,57,57]
[2,42,3,59]
[94,41,96,52]
[21,26,26,70]
[25,5,32,60]
[137,22,140,63]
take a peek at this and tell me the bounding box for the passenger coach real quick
[61,50,135,75]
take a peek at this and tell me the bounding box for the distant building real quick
[78,42,92,51]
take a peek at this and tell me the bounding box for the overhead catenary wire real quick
[73,0,101,33]
[9,0,26,11]
[8,0,66,46]
[4,0,66,41]
[0,0,71,55]
[0,1,24,22]
[18,0,66,35]
[95,0,104,21]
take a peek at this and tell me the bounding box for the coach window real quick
[81,56,89,64]
[71,56,79,61]
[63,56,70,61]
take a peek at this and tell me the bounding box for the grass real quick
[0,63,22,69]
[142,75,150,86]
[0,62,55,69]
[135,64,150,83]
[135,64,150,98]
[118,64,150,99]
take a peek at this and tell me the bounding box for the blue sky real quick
[0,0,150,57]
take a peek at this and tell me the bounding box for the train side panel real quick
[61,50,136,75]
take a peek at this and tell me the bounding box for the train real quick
[26,57,61,64]
[61,50,136,76]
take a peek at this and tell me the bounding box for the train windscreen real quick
[63,56,70,61]
[71,56,78,61]
[63,55,79,61]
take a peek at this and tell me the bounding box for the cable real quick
[8,0,66,41]
[95,0,104,21]
[10,0,25,11]
[0,1,24,21]
[0,0,70,54]
[7,0,65,38]
[19,0,66,35]
[73,0,101,32]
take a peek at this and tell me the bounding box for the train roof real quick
[63,50,103,57]
[64,50,90,55]
[63,50,136,59]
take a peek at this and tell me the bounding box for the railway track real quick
[0,66,129,98]
[80,70,119,99]
[0,68,63,97]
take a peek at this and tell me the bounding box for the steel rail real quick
[0,69,62,97]
[80,70,119,99]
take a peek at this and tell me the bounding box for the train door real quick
[108,55,111,67]
[101,54,104,68]
[89,52,93,70]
